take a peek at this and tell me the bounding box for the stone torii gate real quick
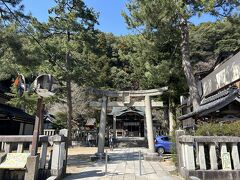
[91,100,163,139]
[89,87,168,157]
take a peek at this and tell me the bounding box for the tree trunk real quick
[168,97,175,136]
[66,30,73,146]
[180,16,200,111]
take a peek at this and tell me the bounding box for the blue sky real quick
[23,0,217,36]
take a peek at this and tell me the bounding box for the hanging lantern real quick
[32,74,59,97]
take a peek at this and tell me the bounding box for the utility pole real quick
[31,97,43,156]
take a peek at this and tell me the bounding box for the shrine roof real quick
[0,103,34,124]
[108,107,145,117]
[178,88,240,121]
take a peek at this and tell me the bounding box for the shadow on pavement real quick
[65,170,104,179]
[107,151,144,162]
[67,154,94,167]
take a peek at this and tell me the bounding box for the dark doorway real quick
[117,112,144,137]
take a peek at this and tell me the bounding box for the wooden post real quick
[39,104,45,135]
[31,97,43,156]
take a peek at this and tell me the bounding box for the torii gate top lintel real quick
[88,87,168,98]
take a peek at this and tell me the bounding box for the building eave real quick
[178,88,240,121]
[0,103,34,124]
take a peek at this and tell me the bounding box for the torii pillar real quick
[97,96,108,156]
[145,95,155,153]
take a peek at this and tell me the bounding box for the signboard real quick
[221,152,232,170]
[0,153,30,169]
[201,52,240,97]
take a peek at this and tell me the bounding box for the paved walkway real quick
[64,148,183,180]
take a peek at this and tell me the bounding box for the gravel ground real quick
[66,147,98,174]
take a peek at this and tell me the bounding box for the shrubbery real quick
[195,121,240,136]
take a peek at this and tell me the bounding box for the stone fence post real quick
[59,129,68,176]
[50,135,66,177]
[175,129,185,175]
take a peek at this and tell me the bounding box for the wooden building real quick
[108,106,163,138]
[0,79,34,135]
[179,51,240,127]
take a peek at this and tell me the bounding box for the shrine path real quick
[63,147,183,180]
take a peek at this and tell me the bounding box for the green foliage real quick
[52,112,67,130]
[115,30,187,104]
[30,0,99,85]
[190,15,240,64]
[123,0,240,108]
[123,0,239,33]
[6,85,38,114]
[0,0,27,23]
[0,0,240,134]
[0,23,48,81]
[7,84,58,115]
[195,122,240,136]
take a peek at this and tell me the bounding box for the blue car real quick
[154,135,172,154]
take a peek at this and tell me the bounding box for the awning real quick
[178,88,240,120]
[0,103,34,124]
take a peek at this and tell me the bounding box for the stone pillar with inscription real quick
[97,96,108,156]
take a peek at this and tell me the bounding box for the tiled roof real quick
[0,103,34,124]
[109,107,145,117]
[178,88,240,120]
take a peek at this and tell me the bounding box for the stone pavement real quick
[63,147,183,180]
